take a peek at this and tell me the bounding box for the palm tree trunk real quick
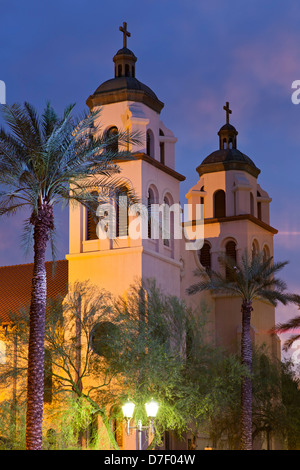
[240,300,253,450]
[25,203,53,450]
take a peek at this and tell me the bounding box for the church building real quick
[0,23,281,450]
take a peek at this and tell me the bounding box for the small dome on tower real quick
[197,102,260,178]
[86,22,164,114]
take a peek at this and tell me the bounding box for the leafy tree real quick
[187,250,293,450]
[0,280,245,450]
[0,102,138,449]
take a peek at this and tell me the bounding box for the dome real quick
[94,76,160,103]
[197,147,260,178]
[86,44,164,113]
[196,102,261,178]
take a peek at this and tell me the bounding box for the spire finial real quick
[223,101,232,125]
[119,22,131,48]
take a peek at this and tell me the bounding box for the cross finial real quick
[223,101,232,124]
[119,22,131,48]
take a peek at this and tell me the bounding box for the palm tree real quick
[187,250,292,450]
[0,102,138,450]
[273,310,300,351]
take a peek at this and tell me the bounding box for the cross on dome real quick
[223,101,232,125]
[119,22,131,48]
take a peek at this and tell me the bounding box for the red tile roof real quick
[0,259,68,323]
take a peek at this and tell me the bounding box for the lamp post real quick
[122,400,159,450]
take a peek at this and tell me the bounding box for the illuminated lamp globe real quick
[145,400,159,418]
[122,402,135,419]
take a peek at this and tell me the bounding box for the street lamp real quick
[122,400,159,450]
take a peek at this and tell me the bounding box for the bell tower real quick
[67,23,185,299]
[181,103,280,359]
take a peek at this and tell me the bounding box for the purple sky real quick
[1,0,300,352]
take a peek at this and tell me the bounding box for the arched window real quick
[115,190,129,238]
[105,126,118,154]
[146,129,154,158]
[147,187,155,239]
[214,190,226,218]
[132,65,135,77]
[86,191,99,241]
[117,64,122,77]
[159,129,165,164]
[250,192,254,216]
[163,196,171,247]
[225,240,237,279]
[223,138,227,149]
[263,245,270,263]
[125,64,130,77]
[252,239,259,260]
[198,242,211,272]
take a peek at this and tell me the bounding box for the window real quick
[115,189,129,238]
[159,129,165,164]
[105,126,118,154]
[214,190,226,218]
[250,192,254,216]
[146,129,154,157]
[225,240,237,280]
[125,64,130,77]
[86,191,99,241]
[257,191,262,220]
[110,406,124,449]
[199,242,211,272]
[147,188,155,239]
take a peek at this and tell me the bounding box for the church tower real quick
[66,23,185,297]
[181,103,281,359]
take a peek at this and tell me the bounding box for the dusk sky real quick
[1,1,300,355]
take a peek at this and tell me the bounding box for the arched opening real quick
[132,65,135,77]
[250,192,254,216]
[105,126,118,154]
[147,187,155,239]
[163,195,172,247]
[125,64,130,77]
[44,349,52,404]
[257,191,262,220]
[159,129,165,164]
[146,129,154,158]
[90,321,120,358]
[115,188,129,238]
[117,64,122,77]
[214,190,226,218]
[223,138,227,149]
[263,245,270,263]
[225,240,237,279]
[86,191,99,241]
[252,239,259,260]
[198,242,211,272]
